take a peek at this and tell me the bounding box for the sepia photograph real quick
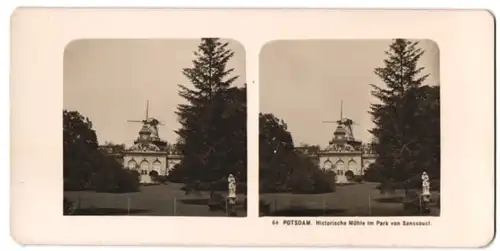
[63,38,247,217]
[259,39,440,217]
[11,8,494,246]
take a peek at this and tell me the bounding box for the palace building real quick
[100,101,182,184]
[317,118,377,184]
[298,102,377,184]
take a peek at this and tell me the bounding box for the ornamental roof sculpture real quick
[324,142,356,152]
[128,142,161,152]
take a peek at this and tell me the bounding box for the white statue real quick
[228,174,236,199]
[421,172,430,196]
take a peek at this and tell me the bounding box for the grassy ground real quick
[64,182,247,217]
[260,182,440,217]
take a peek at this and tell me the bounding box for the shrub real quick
[155,175,168,184]
[165,164,187,183]
[260,199,271,215]
[259,181,288,193]
[181,179,248,194]
[363,165,384,182]
[311,169,336,193]
[197,181,211,191]
[345,170,355,181]
[430,179,440,192]
[179,180,200,190]
[236,182,247,194]
[63,197,74,215]
[259,152,336,194]
[287,167,336,194]
[149,170,159,182]
[208,178,248,193]
[93,168,140,193]
[376,180,398,194]
[398,177,440,192]
[116,170,140,192]
[287,168,315,194]
[285,153,330,194]
[130,170,140,183]
[353,175,364,183]
[63,177,86,191]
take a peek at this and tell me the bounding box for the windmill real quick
[127,100,165,141]
[322,100,360,146]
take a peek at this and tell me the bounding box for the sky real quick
[259,39,440,147]
[63,39,246,147]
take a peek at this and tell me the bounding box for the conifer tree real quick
[369,39,439,183]
[175,38,244,182]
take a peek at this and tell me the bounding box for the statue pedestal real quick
[227,196,236,204]
[226,196,237,216]
[421,193,431,202]
[228,186,236,200]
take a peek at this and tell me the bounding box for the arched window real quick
[153,160,162,174]
[348,160,357,175]
[323,160,332,171]
[127,160,138,170]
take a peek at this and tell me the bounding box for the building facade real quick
[300,115,377,184]
[100,102,184,184]
[121,120,183,184]
[318,117,377,183]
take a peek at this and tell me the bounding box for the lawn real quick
[64,182,247,217]
[260,182,440,217]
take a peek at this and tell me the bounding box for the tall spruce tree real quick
[175,38,244,182]
[369,39,438,183]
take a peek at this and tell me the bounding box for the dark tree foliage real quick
[63,110,100,190]
[101,141,126,154]
[91,154,140,193]
[368,39,440,183]
[63,197,75,215]
[259,113,336,193]
[174,38,246,183]
[63,110,139,193]
[297,143,321,154]
[259,113,295,190]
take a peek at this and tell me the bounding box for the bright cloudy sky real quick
[259,39,440,147]
[64,39,246,146]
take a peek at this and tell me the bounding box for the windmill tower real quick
[322,100,362,149]
[127,100,168,151]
